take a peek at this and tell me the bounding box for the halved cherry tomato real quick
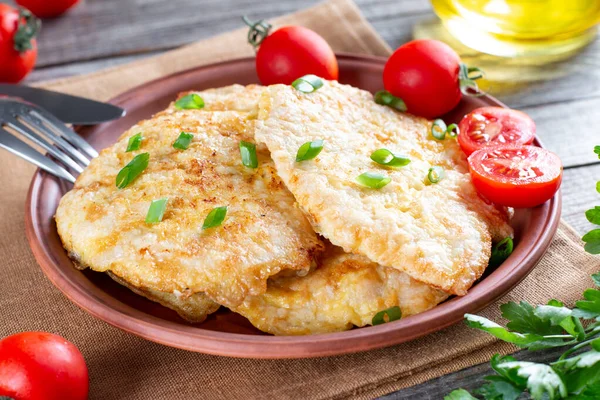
[383,39,483,119]
[458,107,536,156]
[0,332,89,400]
[244,18,338,85]
[468,145,562,208]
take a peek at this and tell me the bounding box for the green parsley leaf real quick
[370,148,410,167]
[575,289,600,319]
[374,90,407,112]
[356,172,391,189]
[372,306,401,325]
[495,361,567,400]
[501,301,563,336]
[239,141,258,168]
[145,198,168,224]
[174,93,204,110]
[583,229,600,254]
[202,206,227,230]
[291,75,323,93]
[173,132,194,150]
[116,153,149,189]
[593,272,600,287]
[586,206,600,225]
[489,237,513,268]
[464,314,544,347]
[296,140,324,162]
[444,389,478,400]
[126,132,143,152]
[594,145,600,159]
[473,376,522,400]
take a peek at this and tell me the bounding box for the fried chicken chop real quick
[255,81,512,295]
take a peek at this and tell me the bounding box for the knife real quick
[0,84,126,125]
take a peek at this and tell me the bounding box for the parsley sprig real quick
[583,146,600,253]
[446,145,600,400]
[447,274,600,399]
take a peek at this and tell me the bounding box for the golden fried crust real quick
[107,272,220,323]
[56,86,324,307]
[255,81,512,296]
[232,243,449,335]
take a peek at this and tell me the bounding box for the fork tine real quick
[5,119,85,173]
[29,108,98,159]
[0,127,76,183]
[14,113,91,167]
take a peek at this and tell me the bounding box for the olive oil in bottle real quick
[431,0,600,57]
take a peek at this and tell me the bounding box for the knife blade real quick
[0,84,126,125]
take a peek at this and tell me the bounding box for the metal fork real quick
[0,97,98,183]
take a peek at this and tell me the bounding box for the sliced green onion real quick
[446,123,460,138]
[126,132,143,152]
[427,166,445,184]
[174,93,205,110]
[489,237,514,268]
[291,74,323,93]
[145,198,168,224]
[372,306,402,325]
[239,141,258,168]
[431,119,447,140]
[374,90,407,112]
[370,148,411,167]
[202,206,227,230]
[296,139,324,162]
[356,172,391,189]
[173,132,194,150]
[116,152,149,189]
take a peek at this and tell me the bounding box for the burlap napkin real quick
[1,0,598,398]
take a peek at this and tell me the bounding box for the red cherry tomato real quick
[0,5,39,83]
[15,0,79,19]
[246,20,338,85]
[384,39,481,119]
[458,107,536,156]
[468,145,562,208]
[0,332,89,400]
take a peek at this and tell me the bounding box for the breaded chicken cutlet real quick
[255,81,512,296]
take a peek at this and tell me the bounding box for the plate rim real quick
[24,54,562,359]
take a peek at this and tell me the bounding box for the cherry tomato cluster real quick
[246,19,562,209]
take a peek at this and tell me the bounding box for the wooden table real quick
[6,0,600,397]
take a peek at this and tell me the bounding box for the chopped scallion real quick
[174,93,205,110]
[431,119,448,140]
[370,148,411,167]
[145,198,168,224]
[356,172,391,189]
[447,123,460,138]
[427,166,445,184]
[489,237,514,268]
[202,206,227,230]
[116,152,150,189]
[291,74,323,93]
[126,132,143,152]
[173,132,194,150]
[374,90,407,112]
[239,141,258,168]
[296,139,324,162]
[372,306,402,325]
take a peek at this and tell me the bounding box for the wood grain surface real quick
[4,0,600,397]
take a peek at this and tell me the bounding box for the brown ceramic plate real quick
[25,55,561,359]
